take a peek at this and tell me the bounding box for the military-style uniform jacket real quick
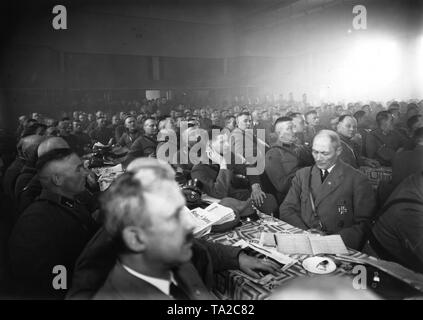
[265,141,314,203]
[8,189,99,299]
[279,160,376,250]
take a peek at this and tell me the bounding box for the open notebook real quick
[262,233,349,255]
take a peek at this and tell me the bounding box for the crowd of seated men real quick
[0,95,422,299]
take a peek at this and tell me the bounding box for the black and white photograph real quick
[0,0,423,305]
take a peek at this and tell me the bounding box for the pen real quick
[273,233,279,248]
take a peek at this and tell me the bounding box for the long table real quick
[202,214,423,300]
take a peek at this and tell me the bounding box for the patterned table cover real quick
[360,166,392,189]
[202,214,422,300]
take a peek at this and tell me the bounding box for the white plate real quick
[302,256,336,274]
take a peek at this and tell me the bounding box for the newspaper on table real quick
[187,202,236,238]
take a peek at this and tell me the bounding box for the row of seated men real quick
[0,102,422,299]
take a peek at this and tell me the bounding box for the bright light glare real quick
[340,37,402,101]
[417,35,423,97]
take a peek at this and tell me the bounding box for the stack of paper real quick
[261,233,349,255]
[187,203,236,237]
[276,234,349,255]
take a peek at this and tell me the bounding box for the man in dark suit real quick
[68,158,278,300]
[265,117,314,205]
[279,130,376,250]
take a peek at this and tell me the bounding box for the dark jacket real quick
[117,130,142,149]
[3,157,25,198]
[366,128,409,166]
[265,141,314,203]
[124,134,158,165]
[279,160,376,250]
[8,189,99,299]
[67,228,241,300]
[371,172,423,273]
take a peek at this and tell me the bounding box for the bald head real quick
[20,135,46,162]
[37,137,70,158]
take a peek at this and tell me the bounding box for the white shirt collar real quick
[323,163,336,173]
[122,264,176,296]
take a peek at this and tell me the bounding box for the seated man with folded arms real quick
[67,158,278,300]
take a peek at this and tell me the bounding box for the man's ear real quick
[51,173,63,187]
[122,226,147,253]
[336,146,343,157]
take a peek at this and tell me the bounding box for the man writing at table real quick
[68,158,279,300]
[279,130,376,250]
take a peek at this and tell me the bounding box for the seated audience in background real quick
[336,115,379,169]
[401,114,423,151]
[58,119,78,152]
[191,132,268,211]
[366,111,409,166]
[304,110,321,145]
[72,120,91,156]
[124,118,158,165]
[3,138,27,199]
[353,110,371,156]
[230,112,277,215]
[9,146,99,299]
[199,108,212,131]
[390,127,423,188]
[117,116,141,149]
[14,137,70,215]
[13,135,45,212]
[369,172,423,273]
[67,158,278,300]
[221,115,236,137]
[288,113,305,145]
[279,130,376,250]
[89,117,114,146]
[265,117,314,204]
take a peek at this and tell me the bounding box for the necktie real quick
[321,169,329,183]
[170,282,189,300]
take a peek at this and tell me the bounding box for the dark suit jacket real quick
[279,160,376,249]
[391,145,423,187]
[9,189,99,299]
[372,172,423,273]
[67,228,241,300]
[94,261,213,300]
[2,157,25,198]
